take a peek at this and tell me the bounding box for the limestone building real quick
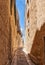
[24,0,36,54]
[0,0,22,65]
[15,8,23,51]
[25,0,45,65]
[0,0,13,65]
[24,0,31,54]
[29,0,45,65]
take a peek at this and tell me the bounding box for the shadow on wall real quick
[29,23,45,65]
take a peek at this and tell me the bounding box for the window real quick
[27,0,29,4]
[27,10,29,18]
[28,29,30,37]
[28,20,29,23]
[28,29,29,32]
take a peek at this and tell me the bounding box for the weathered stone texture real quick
[37,0,45,30]
[29,0,45,65]
[30,23,45,65]
[29,0,37,52]
[25,0,45,65]
[0,0,22,65]
[0,0,11,65]
[24,0,37,54]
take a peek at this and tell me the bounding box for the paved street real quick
[11,48,35,65]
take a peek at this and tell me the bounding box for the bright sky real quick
[16,0,25,33]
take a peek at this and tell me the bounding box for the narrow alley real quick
[0,0,45,65]
[11,48,35,65]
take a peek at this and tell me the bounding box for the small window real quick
[28,29,30,37]
[27,10,29,18]
[28,20,29,23]
[28,29,29,32]
[27,0,29,4]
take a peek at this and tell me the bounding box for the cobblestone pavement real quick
[11,48,35,65]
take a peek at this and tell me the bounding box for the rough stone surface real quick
[30,23,45,65]
[11,48,34,65]
[0,0,11,65]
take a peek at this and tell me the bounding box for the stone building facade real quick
[24,0,31,54]
[0,0,12,65]
[29,0,45,65]
[24,0,37,54]
[30,23,45,65]
[0,0,22,65]
[25,0,45,65]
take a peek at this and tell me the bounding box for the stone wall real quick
[29,0,45,52]
[30,23,45,65]
[37,0,45,30]
[0,0,22,65]
[29,0,37,53]
[0,0,11,65]
[29,0,45,65]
